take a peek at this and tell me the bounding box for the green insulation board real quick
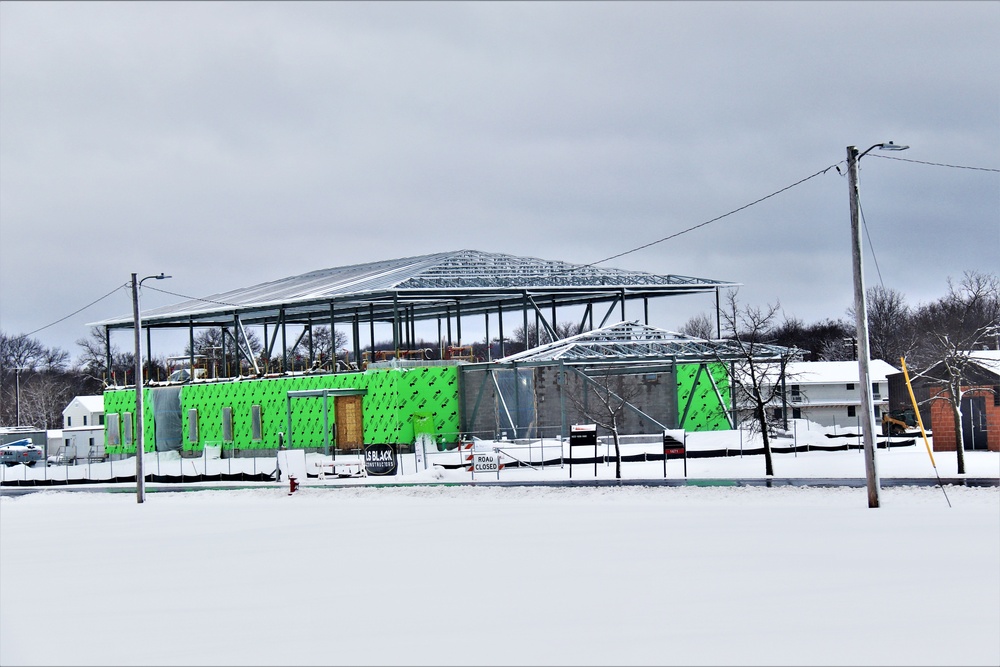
[103,388,150,454]
[677,362,731,431]
[103,366,461,453]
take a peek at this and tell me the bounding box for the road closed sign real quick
[473,451,500,473]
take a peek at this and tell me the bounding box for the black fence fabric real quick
[1,472,276,487]
[435,439,917,469]
[2,439,918,484]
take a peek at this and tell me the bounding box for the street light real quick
[846,141,908,509]
[132,272,171,504]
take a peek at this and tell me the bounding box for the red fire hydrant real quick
[288,475,299,495]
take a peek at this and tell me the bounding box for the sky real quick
[1,2,998,361]
[2,443,998,666]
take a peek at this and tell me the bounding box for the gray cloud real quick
[2,1,997,358]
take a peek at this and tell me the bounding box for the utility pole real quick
[132,273,146,504]
[846,142,907,507]
[848,145,880,508]
[847,146,880,508]
[845,141,909,507]
[132,272,171,504]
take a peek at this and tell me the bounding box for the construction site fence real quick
[0,433,922,487]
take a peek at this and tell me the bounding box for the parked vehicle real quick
[0,438,44,466]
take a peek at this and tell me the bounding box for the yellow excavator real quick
[881,409,918,436]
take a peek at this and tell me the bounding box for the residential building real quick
[768,360,898,430]
[58,395,106,462]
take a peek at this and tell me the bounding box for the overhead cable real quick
[871,154,1000,172]
[144,284,241,308]
[576,163,841,271]
[22,283,129,338]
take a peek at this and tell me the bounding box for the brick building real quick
[921,351,1000,453]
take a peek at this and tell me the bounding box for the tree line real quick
[681,270,998,475]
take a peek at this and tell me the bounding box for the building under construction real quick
[91,250,794,458]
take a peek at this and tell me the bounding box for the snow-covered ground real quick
[1,425,998,666]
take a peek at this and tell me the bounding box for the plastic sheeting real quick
[152,386,183,452]
[493,368,537,439]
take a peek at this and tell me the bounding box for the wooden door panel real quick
[335,395,364,448]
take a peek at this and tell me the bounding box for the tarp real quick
[152,387,183,452]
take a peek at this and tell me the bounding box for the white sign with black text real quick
[471,451,500,479]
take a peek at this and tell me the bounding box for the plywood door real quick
[335,395,364,449]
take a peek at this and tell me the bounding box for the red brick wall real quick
[929,388,957,450]
[986,391,1000,453]
[929,386,1000,452]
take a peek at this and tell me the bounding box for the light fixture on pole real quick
[846,141,908,509]
[132,272,171,504]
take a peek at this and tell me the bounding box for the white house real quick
[57,395,106,462]
[768,360,899,429]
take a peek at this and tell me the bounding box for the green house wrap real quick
[103,366,461,454]
[676,362,731,431]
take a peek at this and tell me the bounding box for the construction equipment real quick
[881,408,917,436]
[443,345,476,362]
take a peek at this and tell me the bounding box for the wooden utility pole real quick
[132,272,170,504]
[132,273,146,504]
[847,145,880,508]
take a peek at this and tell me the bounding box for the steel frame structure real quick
[460,321,799,438]
[93,249,738,378]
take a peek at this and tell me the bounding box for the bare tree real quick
[1,332,79,427]
[512,320,587,350]
[17,372,81,429]
[1,332,66,371]
[818,336,856,361]
[76,327,135,386]
[770,317,854,362]
[718,291,799,477]
[564,368,644,479]
[852,285,916,366]
[679,312,716,340]
[287,325,348,369]
[911,271,1000,473]
[185,327,262,377]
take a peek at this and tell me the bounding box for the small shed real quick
[920,351,1000,452]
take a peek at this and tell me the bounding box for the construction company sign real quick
[364,444,397,476]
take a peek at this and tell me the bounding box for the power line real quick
[24,154,987,341]
[871,153,1000,172]
[22,283,129,338]
[857,194,886,289]
[139,163,843,297]
[144,284,241,308]
[579,152,996,273]
[577,163,841,270]
[858,151,998,292]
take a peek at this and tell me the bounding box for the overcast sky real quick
[2,1,997,360]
